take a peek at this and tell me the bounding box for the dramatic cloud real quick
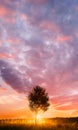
[0,0,78,117]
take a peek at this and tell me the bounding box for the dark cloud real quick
[0,60,32,93]
[0,60,9,69]
[1,67,25,93]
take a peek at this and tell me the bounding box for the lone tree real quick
[28,85,50,124]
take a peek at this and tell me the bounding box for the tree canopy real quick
[28,86,50,113]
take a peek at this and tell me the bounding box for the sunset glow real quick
[37,114,42,120]
[0,0,78,119]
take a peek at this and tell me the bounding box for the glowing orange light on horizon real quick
[37,114,42,120]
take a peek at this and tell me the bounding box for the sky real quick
[0,0,78,118]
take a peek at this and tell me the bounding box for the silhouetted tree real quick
[28,85,50,124]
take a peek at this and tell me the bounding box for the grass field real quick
[0,117,78,130]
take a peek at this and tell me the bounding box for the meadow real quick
[0,117,78,130]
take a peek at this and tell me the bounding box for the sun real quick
[37,114,42,120]
[36,114,45,124]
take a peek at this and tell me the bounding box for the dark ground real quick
[0,117,78,130]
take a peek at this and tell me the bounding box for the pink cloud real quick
[0,4,14,17]
[56,35,73,43]
[0,53,15,60]
[55,103,78,110]
[21,14,28,21]
[51,94,78,111]
[0,4,15,24]
[7,38,20,44]
[0,53,8,59]
[40,21,60,33]
[0,6,7,17]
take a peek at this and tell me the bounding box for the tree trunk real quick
[35,111,38,126]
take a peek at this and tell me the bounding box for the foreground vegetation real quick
[0,117,78,130]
